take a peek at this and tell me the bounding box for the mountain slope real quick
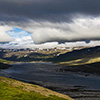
[49,46,100,75]
[50,46,100,63]
[0,76,73,100]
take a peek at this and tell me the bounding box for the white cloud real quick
[0,26,13,42]
[30,16,100,44]
[1,15,100,48]
[7,16,100,44]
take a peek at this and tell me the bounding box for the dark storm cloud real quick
[0,0,100,21]
[1,0,100,44]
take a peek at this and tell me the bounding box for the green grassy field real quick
[0,76,73,100]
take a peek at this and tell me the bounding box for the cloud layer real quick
[7,16,100,44]
[1,16,100,44]
[0,0,100,48]
[30,17,100,43]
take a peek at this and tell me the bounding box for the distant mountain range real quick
[50,46,100,63]
[1,46,100,65]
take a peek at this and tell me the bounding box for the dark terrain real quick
[0,63,11,69]
[50,46,100,62]
[59,62,100,76]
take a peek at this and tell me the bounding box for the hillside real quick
[1,46,100,67]
[48,46,100,75]
[0,49,59,62]
[0,58,13,64]
[4,52,54,62]
[0,76,73,100]
[50,46,100,64]
[0,47,87,62]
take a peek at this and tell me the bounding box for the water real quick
[0,62,100,91]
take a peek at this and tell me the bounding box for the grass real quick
[0,58,13,64]
[0,76,74,100]
[59,57,100,66]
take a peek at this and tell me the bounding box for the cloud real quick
[1,16,100,44]
[1,0,100,46]
[0,0,100,22]
[0,26,13,42]
[25,16,100,44]
[5,27,33,46]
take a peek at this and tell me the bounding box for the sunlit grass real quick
[59,57,100,66]
[0,76,73,100]
[0,58,13,64]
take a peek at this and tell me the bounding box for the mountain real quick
[1,46,100,65]
[50,46,100,63]
[2,50,58,62]
[48,46,100,75]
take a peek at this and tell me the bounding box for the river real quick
[0,62,100,100]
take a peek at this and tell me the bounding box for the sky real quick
[1,0,100,48]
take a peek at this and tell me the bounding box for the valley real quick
[1,46,100,100]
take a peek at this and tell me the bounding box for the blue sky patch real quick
[6,27,32,38]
